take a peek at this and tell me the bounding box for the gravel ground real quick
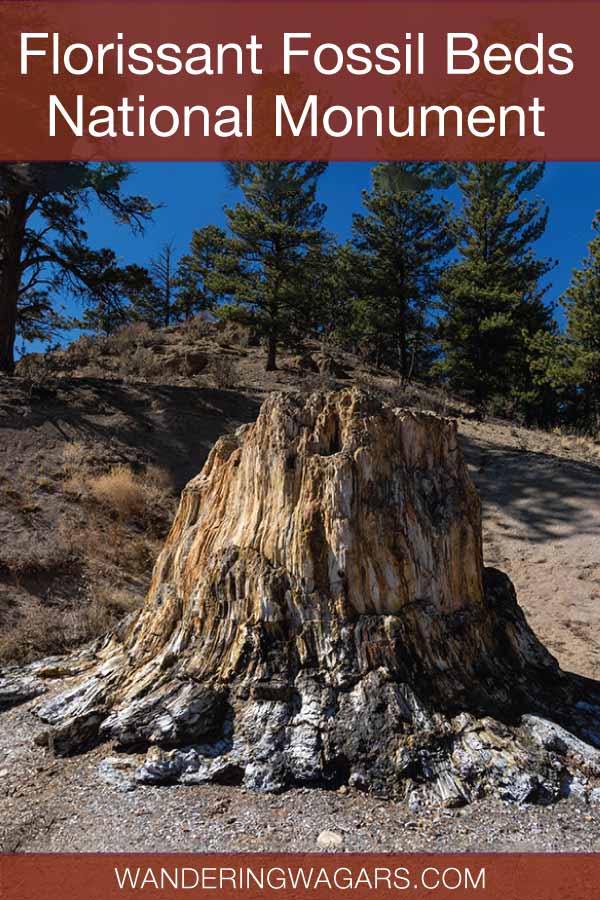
[2,691,600,854]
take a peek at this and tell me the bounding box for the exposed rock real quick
[314,353,347,378]
[98,757,137,793]
[23,388,600,804]
[182,349,208,375]
[161,348,207,376]
[317,829,344,849]
[289,352,319,374]
[0,672,47,710]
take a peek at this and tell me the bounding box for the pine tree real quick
[211,162,328,371]
[74,247,152,337]
[150,241,176,328]
[438,162,555,413]
[0,162,153,371]
[350,163,453,377]
[132,241,178,329]
[17,288,74,345]
[175,225,227,320]
[373,161,457,194]
[556,212,600,428]
[311,242,358,349]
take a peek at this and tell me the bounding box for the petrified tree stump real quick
[30,389,600,803]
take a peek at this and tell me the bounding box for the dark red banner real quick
[0,1,599,160]
[2,853,600,900]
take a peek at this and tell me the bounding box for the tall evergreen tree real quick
[0,162,153,372]
[374,161,457,194]
[350,163,453,376]
[210,162,328,371]
[74,247,152,337]
[549,212,600,428]
[311,241,358,348]
[438,162,555,413]
[175,225,227,320]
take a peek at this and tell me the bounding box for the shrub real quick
[121,534,160,573]
[62,335,95,369]
[0,540,79,581]
[128,345,156,377]
[111,322,152,352]
[89,463,175,527]
[187,313,212,337]
[209,356,239,389]
[90,465,147,520]
[62,441,89,476]
[14,352,58,383]
[0,589,142,664]
[139,464,176,527]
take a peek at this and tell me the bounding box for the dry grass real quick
[90,465,147,519]
[109,322,152,354]
[128,345,156,377]
[64,472,88,497]
[550,427,600,463]
[14,352,58,383]
[120,533,162,573]
[61,334,96,369]
[0,588,142,664]
[62,441,89,476]
[0,537,79,581]
[187,312,213,338]
[88,463,175,528]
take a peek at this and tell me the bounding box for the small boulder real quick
[183,349,208,374]
[315,353,348,379]
[289,353,319,374]
[588,787,600,805]
[317,829,344,850]
[161,349,208,376]
[98,757,137,793]
[0,673,47,711]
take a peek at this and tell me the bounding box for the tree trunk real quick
[0,193,28,374]
[14,389,600,804]
[0,288,17,374]
[399,303,408,380]
[265,332,277,371]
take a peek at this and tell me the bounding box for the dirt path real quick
[462,421,600,681]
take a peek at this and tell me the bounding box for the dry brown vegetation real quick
[0,397,178,664]
[0,502,164,664]
[209,355,240,389]
[91,465,149,520]
[0,587,140,664]
[89,464,174,526]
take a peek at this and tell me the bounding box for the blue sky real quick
[81,161,600,331]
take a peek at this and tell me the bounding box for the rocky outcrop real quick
[20,389,600,802]
[0,672,47,710]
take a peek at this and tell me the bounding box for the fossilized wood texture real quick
[30,390,600,802]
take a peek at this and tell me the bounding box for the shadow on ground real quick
[0,376,262,491]
[461,434,600,545]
